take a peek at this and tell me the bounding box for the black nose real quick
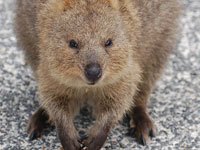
[84,63,102,84]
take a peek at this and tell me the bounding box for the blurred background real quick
[0,0,200,149]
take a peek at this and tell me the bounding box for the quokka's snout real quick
[84,63,102,84]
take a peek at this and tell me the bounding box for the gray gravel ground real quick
[0,0,200,150]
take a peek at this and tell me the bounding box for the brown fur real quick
[15,0,181,149]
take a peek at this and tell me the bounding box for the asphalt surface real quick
[0,0,200,149]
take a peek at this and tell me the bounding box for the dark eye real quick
[69,39,79,49]
[105,39,113,47]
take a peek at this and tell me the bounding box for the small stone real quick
[111,140,118,149]
[120,138,129,148]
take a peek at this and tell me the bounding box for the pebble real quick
[120,138,129,148]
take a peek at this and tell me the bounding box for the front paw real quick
[81,136,106,150]
[57,125,82,150]
[129,106,156,145]
[27,108,50,141]
[81,126,110,150]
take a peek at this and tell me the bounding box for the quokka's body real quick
[15,0,181,149]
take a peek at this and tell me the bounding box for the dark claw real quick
[149,129,155,138]
[29,131,38,141]
[127,127,155,146]
[139,135,147,146]
[127,128,136,136]
[80,145,88,150]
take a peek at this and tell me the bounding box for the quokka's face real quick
[38,0,137,87]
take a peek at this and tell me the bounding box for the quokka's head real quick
[38,0,141,87]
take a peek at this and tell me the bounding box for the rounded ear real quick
[109,0,119,9]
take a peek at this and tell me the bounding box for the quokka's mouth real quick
[87,80,98,85]
[88,82,96,85]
